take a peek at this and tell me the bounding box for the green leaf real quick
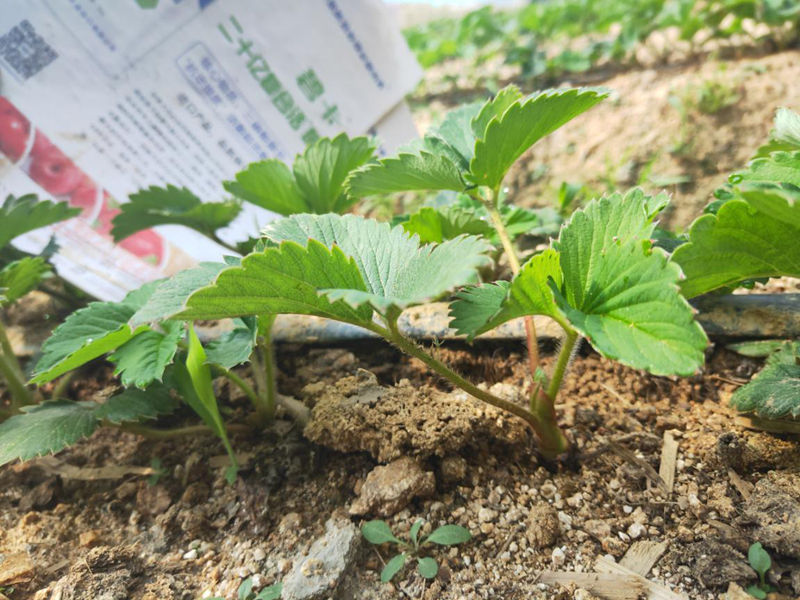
[179,240,372,325]
[471,85,523,141]
[673,196,800,298]
[380,553,407,582]
[427,100,484,167]
[449,249,563,339]
[204,318,256,369]
[731,345,800,420]
[468,88,607,191]
[417,557,438,579]
[130,262,228,327]
[401,206,492,244]
[731,152,800,188]
[108,321,183,388]
[346,150,468,198]
[94,383,178,423]
[31,282,159,384]
[238,577,253,600]
[737,183,800,229]
[254,582,282,600]
[362,520,401,545]
[173,325,237,474]
[424,524,472,546]
[0,400,99,466]
[112,185,241,241]
[727,339,796,358]
[753,107,800,158]
[746,585,767,599]
[748,542,772,578]
[264,214,492,314]
[0,194,80,250]
[292,133,376,213]
[409,519,424,547]
[224,159,306,216]
[0,257,50,305]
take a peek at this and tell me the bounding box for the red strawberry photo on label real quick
[0,96,31,162]
[94,192,120,236]
[29,145,84,196]
[30,130,55,159]
[68,177,102,220]
[119,229,165,266]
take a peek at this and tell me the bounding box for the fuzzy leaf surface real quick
[0,401,99,466]
[361,520,401,545]
[381,554,407,582]
[401,206,492,243]
[179,240,372,325]
[731,152,800,188]
[0,257,50,305]
[427,100,483,167]
[108,321,183,388]
[753,108,800,158]
[424,524,472,546]
[31,283,158,383]
[94,384,178,423]
[730,345,800,419]
[224,160,305,215]
[470,85,523,140]
[204,318,256,369]
[673,194,800,298]
[0,194,79,250]
[264,214,492,313]
[417,557,438,579]
[468,88,607,190]
[112,186,241,240]
[292,133,375,213]
[131,262,228,326]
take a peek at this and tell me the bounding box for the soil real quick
[2,30,800,600]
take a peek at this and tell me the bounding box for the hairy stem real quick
[251,314,278,426]
[0,320,34,409]
[118,421,251,440]
[546,328,580,401]
[486,195,540,376]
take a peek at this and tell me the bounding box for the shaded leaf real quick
[94,383,179,423]
[0,194,79,250]
[112,185,241,240]
[401,206,492,244]
[224,160,305,216]
[346,150,467,198]
[409,519,424,547]
[108,321,183,388]
[204,318,256,369]
[731,345,800,419]
[427,100,483,167]
[0,257,50,305]
[0,401,99,466]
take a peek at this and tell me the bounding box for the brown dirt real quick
[1,340,799,600]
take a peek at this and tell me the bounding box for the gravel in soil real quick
[1,340,799,600]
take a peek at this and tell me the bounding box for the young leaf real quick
[730,151,800,188]
[416,557,439,579]
[173,325,237,474]
[362,520,401,545]
[31,282,159,384]
[130,262,228,326]
[93,383,178,424]
[673,193,800,298]
[292,133,376,213]
[746,586,767,599]
[380,553,407,583]
[225,159,305,216]
[204,318,257,369]
[112,185,241,241]
[179,240,372,325]
[470,85,524,140]
[468,88,607,191]
[424,524,472,546]
[108,321,183,388]
[0,257,50,305]
[401,206,492,244]
[737,182,800,229]
[0,194,80,250]
[254,582,282,600]
[753,107,800,158]
[409,519,424,547]
[427,100,484,167]
[237,577,253,600]
[264,214,492,314]
[748,542,771,579]
[730,345,800,420]
[346,150,468,198]
[0,401,99,466]
[727,339,797,358]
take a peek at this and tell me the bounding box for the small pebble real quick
[182,549,198,560]
[551,547,566,567]
[627,522,646,539]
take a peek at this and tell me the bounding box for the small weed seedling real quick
[746,542,773,599]
[362,519,471,582]
[207,575,281,600]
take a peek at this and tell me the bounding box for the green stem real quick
[209,232,241,255]
[486,196,541,376]
[546,328,579,401]
[212,365,260,409]
[0,320,34,409]
[251,314,278,426]
[51,371,75,400]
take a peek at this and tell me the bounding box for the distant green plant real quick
[746,542,773,599]
[207,576,282,600]
[362,519,471,582]
[684,78,741,116]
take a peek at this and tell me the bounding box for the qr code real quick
[0,20,58,80]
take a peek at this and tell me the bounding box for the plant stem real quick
[546,328,579,401]
[486,197,541,376]
[209,232,241,255]
[0,320,34,409]
[250,314,278,426]
[213,365,260,409]
[118,421,251,440]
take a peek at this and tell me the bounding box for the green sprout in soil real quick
[362,519,471,582]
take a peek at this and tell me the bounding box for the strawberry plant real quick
[361,519,471,582]
[137,87,708,457]
[0,194,79,415]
